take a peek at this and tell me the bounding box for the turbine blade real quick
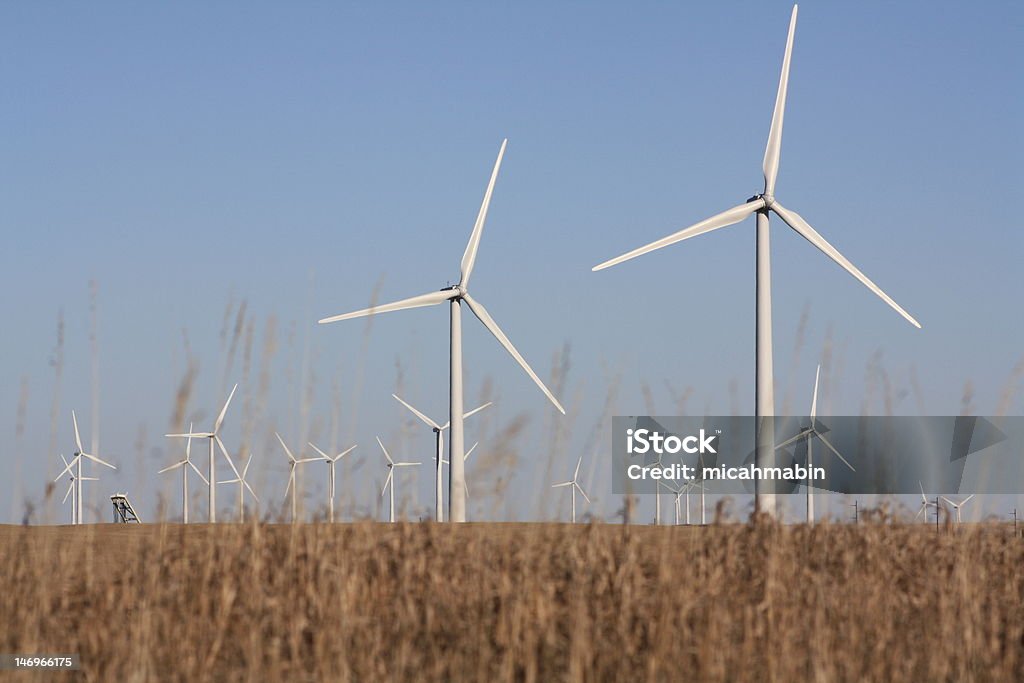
[592,199,765,272]
[573,455,583,481]
[813,431,855,472]
[308,442,330,460]
[392,394,440,429]
[381,469,393,497]
[960,494,975,506]
[53,455,79,482]
[276,432,296,463]
[72,410,84,453]
[242,453,253,478]
[166,432,213,438]
[185,423,193,461]
[919,481,928,504]
[771,201,921,328]
[552,481,573,488]
[810,364,820,422]
[214,384,238,434]
[158,460,187,474]
[775,429,810,451]
[188,460,210,486]
[62,482,74,504]
[285,470,294,497]
[334,444,358,461]
[318,289,456,325]
[463,401,493,420]
[394,462,420,467]
[464,442,478,462]
[460,138,508,287]
[81,452,116,470]
[462,293,565,414]
[915,504,925,520]
[376,436,393,464]
[762,4,799,195]
[244,479,260,503]
[215,435,242,480]
[575,483,591,504]
[940,496,955,507]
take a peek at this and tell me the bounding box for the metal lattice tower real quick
[110,494,141,523]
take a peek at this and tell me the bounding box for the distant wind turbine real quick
[378,437,420,523]
[277,432,319,523]
[309,442,357,523]
[592,5,920,516]
[158,424,209,524]
[218,452,259,522]
[552,455,590,524]
[319,140,565,523]
[54,411,116,524]
[916,482,937,522]
[55,453,96,525]
[940,494,975,524]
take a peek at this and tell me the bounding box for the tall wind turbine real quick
[55,454,96,525]
[277,432,319,523]
[592,5,920,516]
[218,452,259,522]
[774,365,855,524]
[309,442,357,523]
[916,482,937,522]
[392,393,491,521]
[158,425,209,523]
[940,494,975,524]
[165,384,241,523]
[55,411,116,524]
[378,437,420,523]
[552,455,590,524]
[319,140,565,522]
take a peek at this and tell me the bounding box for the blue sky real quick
[1,1,1022,523]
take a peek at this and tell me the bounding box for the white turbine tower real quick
[309,442,357,523]
[319,140,565,523]
[940,494,975,524]
[158,425,209,524]
[592,5,920,516]
[378,437,420,523]
[165,384,241,523]
[552,455,590,524]
[218,452,259,522]
[54,411,116,524]
[774,365,855,524]
[392,393,491,522]
[55,454,96,525]
[916,482,937,522]
[277,432,319,523]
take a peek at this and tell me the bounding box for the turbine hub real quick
[757,193,776,211]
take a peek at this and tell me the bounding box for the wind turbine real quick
[592,5,920,516]
[309,441,357,523]
[916,482,937,522]
[551,455,590,524]
[774,365,855,524]
[218,452,259,522]
[55,454,96,525]
[158,425,209,524]
[392,393,491,522]
[319,140,565,523]
[165,384,241,523]
[940,494,975,524]
[277,432,320,523]
[54,411,117,524]
[378,437,420,523]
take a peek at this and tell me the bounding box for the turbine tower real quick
[319,140,565,522]
[392,393,490,521]
[309,441,357,523]
[158,425,209,523]
[592,5,920,516]
[165,384,241,523]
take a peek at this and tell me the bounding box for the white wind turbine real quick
[309,442,357,523]
[55,453,96,525]
[392,393,491,522]
[158,425,209,524]
[378,437,420,523]
[916,482,937,522]
[592,5,920,516]
[277,432,320,523]
[774,365,855,524]
[552,455,590,524]
[940,494,975,524]
[218,452,259,522]
[54,411,116,524]
[165,384,241,523]
[319,140,565,523]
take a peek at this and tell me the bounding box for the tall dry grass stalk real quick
[2,521,1022,682]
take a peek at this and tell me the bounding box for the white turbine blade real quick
[381,469,393,497]
[81,452,116,470]
[551,481,573,488]
[376,436,393,464]
[810,364,820,422]
[243,479,259,503]
[813,431,855,472]
[218,478,240,485]
[308,442,331,461]
[215,435,242,480]
[72,410,84,453]
[276,432,297,463]
[80,476,98,481]
[53,455,80,482]
[394,462,420,467]
[919,481,929,504]
[575,482,591,504]
[762,4,799,195]
[464,442,478,462]
[392,394,440,430]
[62,482,74,504]
[592,199,765,272]
[914,504,925,520]
[242,453,253,478]
[573,455,583,481]
[318,289,456,325]
[187,460,210,486]
[214,384,238,434]
[463,401,493,420]
[462,293,565,414]
[460,138,507,288]
[775,429,810,451]
[295,457,321,464]
[771,201,921,328]
[158,460,187,475]
[940,496,955,507]
[333,444,358,461]
[166,432,213,438]
[285,469,295,497]
[959,494,975,507]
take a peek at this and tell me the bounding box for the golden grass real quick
[2,521,1022,682]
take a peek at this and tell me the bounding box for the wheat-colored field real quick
[1,521,1022,682]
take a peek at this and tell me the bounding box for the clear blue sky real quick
[1,1,1021,524]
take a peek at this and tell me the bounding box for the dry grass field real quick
[1,520,1022,682]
